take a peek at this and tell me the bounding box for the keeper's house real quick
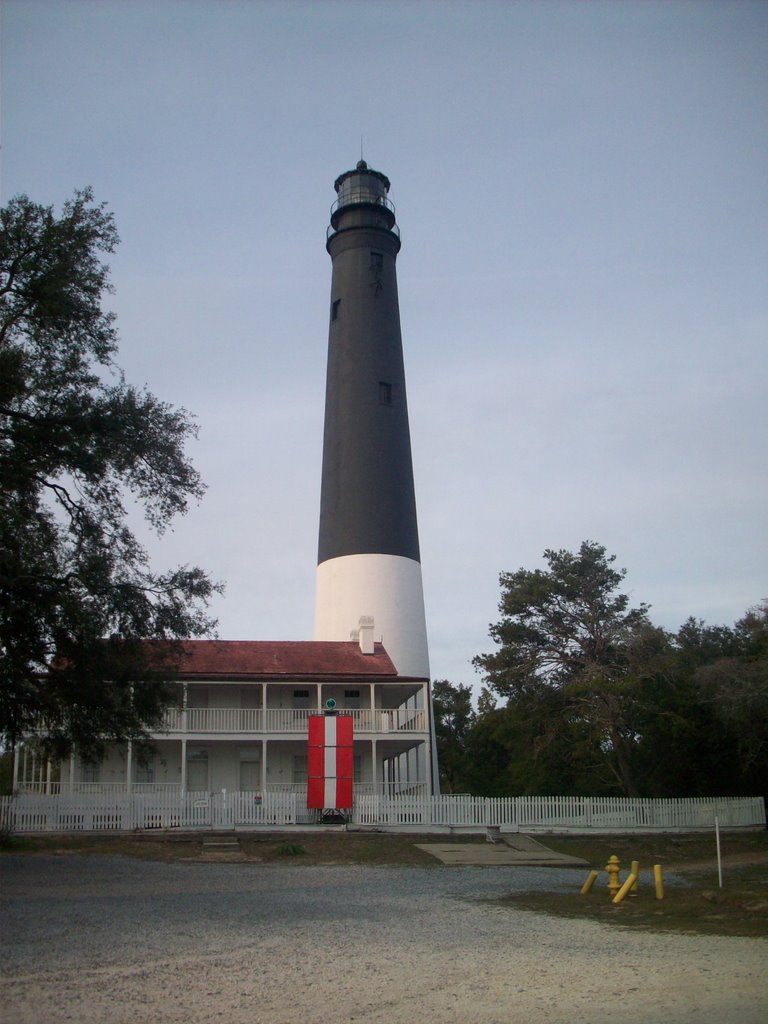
[13,621,433,799]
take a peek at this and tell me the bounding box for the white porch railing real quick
[12,782,182,796]
[2,792,764,833]
[159,707,427,735]
[13,781,430,798]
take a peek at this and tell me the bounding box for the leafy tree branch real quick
[1,189,221,760]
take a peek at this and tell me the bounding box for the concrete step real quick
[199,835,246,861]
[502,833,557,853]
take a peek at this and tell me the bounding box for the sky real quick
[2,0,766,694]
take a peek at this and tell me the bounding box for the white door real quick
[187,758,208,792]
[239,760,260,792]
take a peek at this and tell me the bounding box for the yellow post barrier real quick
[654,863,664,900]
[612,871,638,904]
[606,854,621,897]
[580,870,599,895]
[630,859,640,896]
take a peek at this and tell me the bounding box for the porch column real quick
[45,757,52,795]
[180,738,187,793]
[371,739,378,793]
[427,679,439,797]
[69,750,75,790]
[12,744,19,792]
[126,740,133,793]
[262,740,268,792]
[182,683,188,732]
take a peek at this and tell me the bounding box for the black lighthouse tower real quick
[314,161,430,682]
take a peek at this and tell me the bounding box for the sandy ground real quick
[1,854,765,1024]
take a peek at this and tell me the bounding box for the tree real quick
[670,606,768,796]
[473,542,669,796]
[0,189,219,761]
[432,679,475,792]
[463,687,613,797]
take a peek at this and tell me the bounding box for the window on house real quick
[344,689,361,708]
[81,762,101,784]
[353,755,362,785]
[293,755,308,785]
[379,381,392,405]
[293,689,311,709]
[135,756,154,785]
[331,299,341,321]
[187,687,209,709]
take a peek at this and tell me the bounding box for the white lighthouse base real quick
[314,553,430,679]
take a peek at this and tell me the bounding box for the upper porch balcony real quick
[158,707,427,736]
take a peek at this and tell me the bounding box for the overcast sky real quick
[2,0,766,692]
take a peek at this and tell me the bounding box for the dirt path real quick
[1,855,765,1024]
[668,851,768,874]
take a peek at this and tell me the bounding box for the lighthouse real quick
[314,161,430,681]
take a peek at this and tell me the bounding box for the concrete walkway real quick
[416,833,590,867]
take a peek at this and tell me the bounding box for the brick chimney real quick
[358,615,375,655]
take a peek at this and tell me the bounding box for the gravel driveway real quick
[1,854,765,1023]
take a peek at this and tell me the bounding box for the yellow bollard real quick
[654,863,664,900]
[606,854,621,897]
[612,871,638,904]
[630,859,640,896]
[580,870,599,895]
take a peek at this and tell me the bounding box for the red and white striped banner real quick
[307,713,353,809]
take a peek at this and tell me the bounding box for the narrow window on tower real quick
[331,299,341,321]
[370,252,383,294]
[379,381,392,405]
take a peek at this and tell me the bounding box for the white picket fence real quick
[1,791,764,833]
[0,791,304,832]
[356,793,766,831]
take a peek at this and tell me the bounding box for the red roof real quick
[171,640,401,680]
